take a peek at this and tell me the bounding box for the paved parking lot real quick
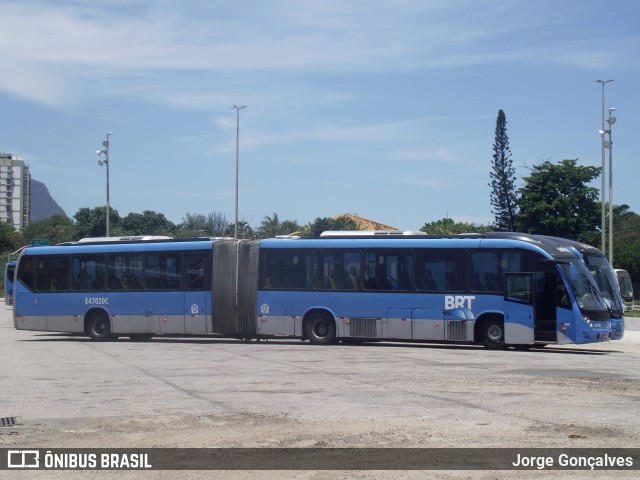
[1,305,639,478]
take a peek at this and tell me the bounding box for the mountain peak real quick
[30,178,67,221]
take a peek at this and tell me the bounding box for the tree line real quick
[1,108,638,282]
[0,208,360,254]
[484,109,640,280]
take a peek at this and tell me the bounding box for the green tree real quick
[612,204,640,279]
[74,207,121,238]
[420,218,491,235]
[224,220,255,239]
[515,159,600,242]
[120,211,176,236]
[0,222,25,253]
[256,213,301,238]
[177,212,229,237]
[22,215,75,245]
[301,217,358,238]
[489,109,518,231]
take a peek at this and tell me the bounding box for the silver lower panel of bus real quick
[15,315,86,333]
[447,320,468,341]
[113,314,211,335]
[349,317,378,338]
[15,314,212,335]
[257,314,472,342]
[385,316,471,342]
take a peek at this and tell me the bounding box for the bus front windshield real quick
[583,254,623,317]
[560,260,609,318]
[618,273,633,300]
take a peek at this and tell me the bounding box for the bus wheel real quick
[87,312,114,342]
[481,319,505,350]
[305,314,336,345]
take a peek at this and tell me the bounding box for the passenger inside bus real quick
[422,270,438,290]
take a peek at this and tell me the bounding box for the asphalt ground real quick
[1,305,639,479]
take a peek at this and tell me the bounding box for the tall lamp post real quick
[595,80,613,254]
[600,108,617,264]
[231,105,246,239]
[97,132,113,237]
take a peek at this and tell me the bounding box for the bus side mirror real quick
[569,265,577,282]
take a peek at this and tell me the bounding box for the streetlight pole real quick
[599,108,616,264]
[97,133,112,237]
[231,105,246,239]
[607,107,616,264]
[595,80,613,254]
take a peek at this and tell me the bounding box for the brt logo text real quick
[445,295,476,310]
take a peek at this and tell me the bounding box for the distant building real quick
[0,153,30,229]
[333,213,398,231]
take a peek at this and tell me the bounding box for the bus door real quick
[183,253,208,334]
[533,271,560,343]
[504,273,535,345]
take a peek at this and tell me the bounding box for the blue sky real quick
[1,0,639,231]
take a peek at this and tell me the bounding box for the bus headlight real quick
[583,316,593,328]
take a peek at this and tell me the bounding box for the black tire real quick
[305,313,336,345]
[481,319,505,350]
[129,334,153,342]
[87,311,114,342]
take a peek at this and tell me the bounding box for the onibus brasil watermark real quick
[6,450,151,470]
[2,448,638,471]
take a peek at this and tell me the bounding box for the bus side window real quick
[263,251,310,290]
[421,269,438,290]
[556,279,570,308]
[363,252,380,289]
[186,254,205,290]
[108,255,144,290]
[471,251,521,293]
[146,254,181,290]
[72,256,106,291]
[330,251,360,290]
[417,250,465,292]
[263,255,282,289]
[37,257,69,292]
[108,256,124,290]
[364,251,410,291]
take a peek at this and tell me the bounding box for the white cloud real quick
[1,0,633,108]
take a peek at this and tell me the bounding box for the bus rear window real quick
[17,257,36,290]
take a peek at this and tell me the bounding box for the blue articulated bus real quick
[479,233,624,340]
[13,234,611,349]
[542,237,625,340]
[4,260,16,305]
[257,233,610,348]
[615,269,634,312]
[14,239,213,341]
